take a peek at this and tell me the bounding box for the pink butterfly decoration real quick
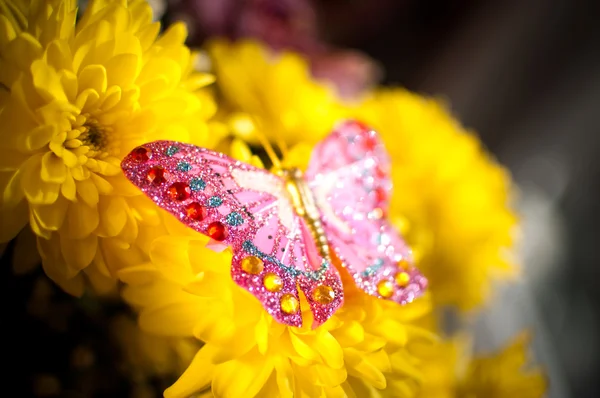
[121,120,427,328]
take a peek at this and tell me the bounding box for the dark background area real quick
[3,1,599,397]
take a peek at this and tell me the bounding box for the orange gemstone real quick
[146,166,168,185]
[397,259,411,270]
[168,182,191,201]
[313,285,335,304]
[263,273,283,292]
[131,146,150,162]
[207,221,227,241]
[395,271,410,287]
[185,202,206,221]
[241,256,264,274]
[280,294,299,314]
[377,280,394,298]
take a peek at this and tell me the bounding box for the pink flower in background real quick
[169,0,381,98]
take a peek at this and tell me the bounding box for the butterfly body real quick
[121,121,427,328]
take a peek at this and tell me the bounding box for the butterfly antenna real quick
[247,113,283,171]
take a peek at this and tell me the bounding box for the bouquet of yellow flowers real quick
[0,1,546,397]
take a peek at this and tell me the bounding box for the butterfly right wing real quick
[121,141,343,327]
[305,121,427,304]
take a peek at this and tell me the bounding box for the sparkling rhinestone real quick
[165,145,179,156]
[377,280,394,298]
[176,161,192,172]
[131,146,150,162]
[313,285,335,305]
[225,212,243,226]
[395,271,410,287]
[168,182,191,201]
[146,166,168,185]
[280,293,299,314]
[189,177,206,191]
[241,256,264,274]
[397,259,411,270]
[184,202,206,221]
[263,273,283,292]
[374,187,387,203]
[207,221,227,241]
[207,196,223,208]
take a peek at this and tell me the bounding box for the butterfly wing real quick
[121,141,343,327]
[305,121,427,303]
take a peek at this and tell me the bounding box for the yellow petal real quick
[164,345,216,398]
[97,195,127,237]
[0,200,28,242]
[41,152,67,183]
[139,300,203,337]
[83,263,115,294]
[117,263,160,285]
[61,169,76,200]
[149,236,195,284]
[75,177,99,205]
[60,234,97,275]
[31,198,68,231]
[1,168,24,207]
[331,321,364,347]
[90,173,113,194]
[31,59,67,103]
[24,124,55,151]
[274,358,295,398]
[105,53,139,88]
[255,313,269,355]
[66,199,98,238]
[75,87,100,111]
[77,64,107,94]
[212,350,274,398]
[21,154,60,205]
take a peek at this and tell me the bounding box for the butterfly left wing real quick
[305,121,427,304]
[121,141,343,327]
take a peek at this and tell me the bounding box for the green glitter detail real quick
[189,178,206,191]
[176,161,192,172]
[165,146,179,156]
[207,196,223,207]
[225,212,244,226]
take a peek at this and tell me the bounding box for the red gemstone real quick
[207,221,227,241]
[185,202,206,221]
[363,133,378,151]
[168,182,191,201]
[131,146,150,162]
[375,186,387,203]
[374,165,387,179]
[146,166,168,185]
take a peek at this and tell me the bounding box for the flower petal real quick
[164,345,216,398]
[0,200,28,242]
[139,300,202,337]
[31,197,69,231]
[66,199,98,238]
[97,195,127,237]
[212,350,274,398]
[41,152,67,183]
[60,234,97,275]
[78,64,107,94]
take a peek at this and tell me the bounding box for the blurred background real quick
[4,0,599,397]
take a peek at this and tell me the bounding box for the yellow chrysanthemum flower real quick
[120,142,433,398]
[354,89,518,310]
[0,0,215,294]
[418,334,546,398]
[207,39,344,146]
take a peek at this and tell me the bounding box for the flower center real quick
[79,122,107,151]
